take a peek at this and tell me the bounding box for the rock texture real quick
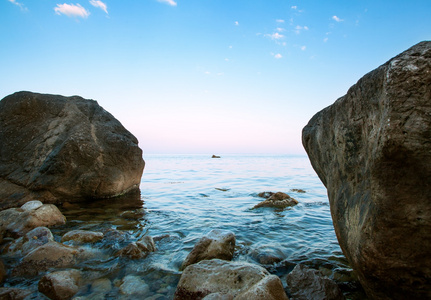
[181,229,236,270]
[0,91,145,209]
[175,259,288,300]
[254,192,298,209]
[302,41,431,299]
[286,264,344,300]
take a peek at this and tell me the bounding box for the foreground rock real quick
[302,41,431,299]
[13,241,83,277]
[286,264,344,300]
[175,259,288,299]
[181,229,236,270]
[7,226,54,256]
[38,269,82,300]
[0,91,145,209]
[254,192,298,209]
[0,203,66,237]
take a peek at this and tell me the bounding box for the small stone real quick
[253,192,298,209]
[62,230,104,244]
[20,200,43,211]
[181,229,236,270]
[38,269,82,300]
[136,235,156,252]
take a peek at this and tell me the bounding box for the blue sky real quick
[1,0,430,154]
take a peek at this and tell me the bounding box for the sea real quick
[4,154,367,299]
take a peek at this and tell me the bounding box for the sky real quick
[1,0,430,155]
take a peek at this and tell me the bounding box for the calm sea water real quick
[4,154,366,299]
[139,154,365,298]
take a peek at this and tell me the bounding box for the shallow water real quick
[1,154,367,299]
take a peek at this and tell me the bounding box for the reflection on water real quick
[1,154,367,299]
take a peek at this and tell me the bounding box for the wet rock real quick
[175,259,288,300]
[286,264,344,300]
[119,275,150,296]
[137,235,156,252]
[181,229,236,270]
[212,155,221,158]
[0,91,145,209]
[91,277,112,294]
[2,204,66,237]
[253,192,298,209]
[38,269,82,300]
[61,230,104,244]
[115,237,155,259]
[13,241,82,277]
[7,226,54,256]
[250,248,285,265]
[302,41,431,299]
[120,208,146,219]
[290,189,306,193]
[0,288,33,299]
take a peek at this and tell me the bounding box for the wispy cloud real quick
[301,46,306,51]
[235,21,239,26]
[276,19,285,23]
[276,27,285,32]
[89,0,107,14]
[157,0,177,6]
[323,37,329,43]
[294,25,309,34]
[332,15,343,22]
[265,32,284,40]
[274,53,282,59]
[291,6,297,10]
[55,3,90,18]
[8,0,27,11]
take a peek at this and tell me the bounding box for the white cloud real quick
[55,3,90,18]
[332,15,343,22]
[157,0,177,6]
[323,37,329,43]
[276,27,285,32]
[235,21,239,26]
[266,32,284,40]
[291,6,297,10]
[89,0,107,14]
[8,0,27,11]
[294,25,309,34]
[301,46,306,51]
[274,53,282,59]
[276,19,285,23]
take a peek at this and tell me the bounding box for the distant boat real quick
[212,155,221,158]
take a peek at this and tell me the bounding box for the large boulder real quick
[302,41,431,299]
[175,259,288,300]
[0,91,145,209]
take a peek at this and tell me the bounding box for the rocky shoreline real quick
[0,196,348,299]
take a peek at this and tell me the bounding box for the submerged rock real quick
[13,241,82,277]
[286,264,344,300]
[175,259,288,300]
[38,269,82,300]
[7,226,54,256]
[0,91,145,209]
[254,192,298,209]
[0,288,33,299]
[181,229,236,270]
[61,230,104,244]
[116,236,156,259]
[302,41,431,299]
[119,275,150,296]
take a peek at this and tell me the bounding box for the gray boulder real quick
[175,259,288,300]
[302,41,431,299]
[0,91,145,209]
[38,269,82,300]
